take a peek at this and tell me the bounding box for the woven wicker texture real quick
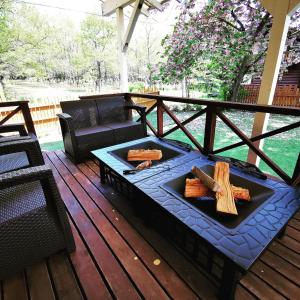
[0,152,29,174]
[61,100,99,129]
[0,137,44,174]
[0,166,75,279]
[95,96,127,124]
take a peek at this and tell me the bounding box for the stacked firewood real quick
[184,162,251,215]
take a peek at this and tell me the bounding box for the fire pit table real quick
[92,136,200,185]
[92,137,300,299]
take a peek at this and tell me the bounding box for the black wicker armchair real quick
[0,124,44,174]
[58,96,147,162]
[0,165,75,280]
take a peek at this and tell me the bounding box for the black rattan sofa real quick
[58,95,147,162]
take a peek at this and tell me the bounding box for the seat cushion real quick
[74,125,115,152]
[96,96,127,124]
[105,121,145,144]
[61,100,100,129]
[0,152,29,174]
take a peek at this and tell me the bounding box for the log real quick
[127,149,162,161]
[191,166,222,192]
[231,185,251,201]
[214,162,238,215]
[184,178,213,198]
[136,160,152,170]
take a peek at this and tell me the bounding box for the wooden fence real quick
[240,84,300,107]
[0,96,74,138]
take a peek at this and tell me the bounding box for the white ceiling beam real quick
[102,0,135,16]
[123,0,144,52]
[145,0,162,11]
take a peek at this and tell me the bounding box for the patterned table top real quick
[92,136,200,184]
[135,156,300,270]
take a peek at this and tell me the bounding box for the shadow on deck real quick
[1,150,299,299]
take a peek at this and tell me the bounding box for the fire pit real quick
[162,164,274,231]
[92,136,201,184]
[109,140,183,169]
[93,140,300,298]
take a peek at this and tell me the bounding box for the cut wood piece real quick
[214,162,238,215]
[231,185,251,201]
[127,149,162,161]
[136,160,152,170]
[191,166,222,192]
[184,178,213,198]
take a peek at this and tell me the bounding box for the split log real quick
[136,160,152,170]
[128,149,162,161]
[231,185,251,201]
[191,166,222,192]
[184,178,213,198]
[214,162,238,215]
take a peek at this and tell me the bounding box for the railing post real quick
[203,105,217,155]
[292,153,300,186]
[157,99,164,137]
[20,101,36,136]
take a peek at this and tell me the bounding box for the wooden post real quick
[203,106,216,155]
[116,8,128,92]
[292,153,300,186]
[20,101,36,135]
[157,99,164,137]
[248,0,300,165]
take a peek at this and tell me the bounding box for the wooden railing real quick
[0,101,36,135]
[127,92,300,186]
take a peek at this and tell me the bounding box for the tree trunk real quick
[0,75,7,101]
[96,60,102,92]
[228,56,249,102]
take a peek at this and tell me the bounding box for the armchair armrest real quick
[57,113,75,137]
[0,138,44,166]
[0,165,52,189]
[0,124,27,136]
[0,164,76,252]
[57,113,73,121]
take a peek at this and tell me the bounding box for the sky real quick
[14,0,181,29]
[13,0,184,45]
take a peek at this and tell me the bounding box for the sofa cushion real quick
[74,125,115,151]
[96,97,127,124]
[61,100,100,129]
[105,121,145,144]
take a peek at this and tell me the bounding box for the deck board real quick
[0,150,299,299]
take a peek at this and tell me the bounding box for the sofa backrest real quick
[60,100,100,129]
[95,96,128,124]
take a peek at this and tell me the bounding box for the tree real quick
[157,0,300,101]
[80,16,116,91]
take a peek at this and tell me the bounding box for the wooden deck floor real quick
[1,150,300,300]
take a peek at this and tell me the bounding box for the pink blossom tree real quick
[156,0,300,101]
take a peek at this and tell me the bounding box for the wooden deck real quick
[1,150,300,299]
